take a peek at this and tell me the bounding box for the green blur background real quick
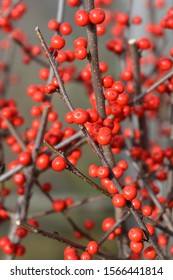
[0,0,171,259]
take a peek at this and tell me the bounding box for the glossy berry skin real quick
[80,252,92,260]
[50,35,66,50]
[130,241,144,253]
[74,47,88,60]
[87,241,99,255]
[132,198,141,210]
[52,199,65,211]
[158,57,173,71]
[97,127,112,145]
[59,22,72,35]
[36,154,50,170]
[97,166,110,179]
[88,164,98,177]
[74,37,87,48]
[102,217,115,231]
[142,205,153,216]
[104,88,118,101]
[112,194,126,208]
[72,108,89,124]
[74,10,89,27]
[48,19,59,30]
[51,156,67,171]
[89,8,105,24]
[18,151,32,166]
[128,228,143,242]
[144,246,157,259]
[122,186,137,200]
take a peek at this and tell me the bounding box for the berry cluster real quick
[0,0,173,260]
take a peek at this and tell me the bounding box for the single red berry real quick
[52,199,66,211]
[16,227,28,238]
[41,182,52,192]
[74,46,88,60]
[146,224,155,236]
[122,186,137,200]
[74,37,87,48]
[72,108,89,124]
[144,246,157,259]
[102,217,115,232]
[84,219,95,230]
[158,57,173,71]
[97,166,110,179]
[142,205,153,216]
[137,38,151,50]
[67,0,80,7]
[132,15,142,24]
[51,156,67,171]
[117,160,128,170]
[50,35,66,50]
[87,241,99,255]
[128,227,143,242]
[97,127,112,145]
[102,75,114,88]
[130,241,144,253]
[112,166,123,178]
[59,22,72,35]
[89,8,105,24]
[104,88,119,101]
[112,194,126,208]
[74,10,89,27]
[157,233,168,247]
[18,151,32,166]
[15,244,25,256]
[80,252,92,260]
[132,198,141,210]
[14,172,26,186]
[3,242,16,255]
[88,164,98,177]
[36,154,50,170]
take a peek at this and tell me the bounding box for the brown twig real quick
[130,69,173,105]
[16,220,117,259]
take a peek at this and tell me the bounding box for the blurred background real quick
[0,0,172,259]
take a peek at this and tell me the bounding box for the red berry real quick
[132,198,141,210]
[50,35,66,50]
[130,241,144,253]
[89,8,105,25]
[52,199,66,211]
[59,22,72,35]
[128,227,143,242]
[48,19,59,31]
[74,37,87,48]
[142,205,153,216]
[80,252,92,260]
[87,241,99,255]
[112,194,126,208]
[74,46,88,60]
[74,10,89,27]
[72,108,89,124]
[97,127,112,145]
[97,166,110,179]
[122,186,137,200]
[158,57,173,71]
[144,246,157,259]
[102,217,115,231]
[104,88,119,101]
[88,164,98,177]
[36,154,50,170]
[51,156,67,171]
[18,151,32,166]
